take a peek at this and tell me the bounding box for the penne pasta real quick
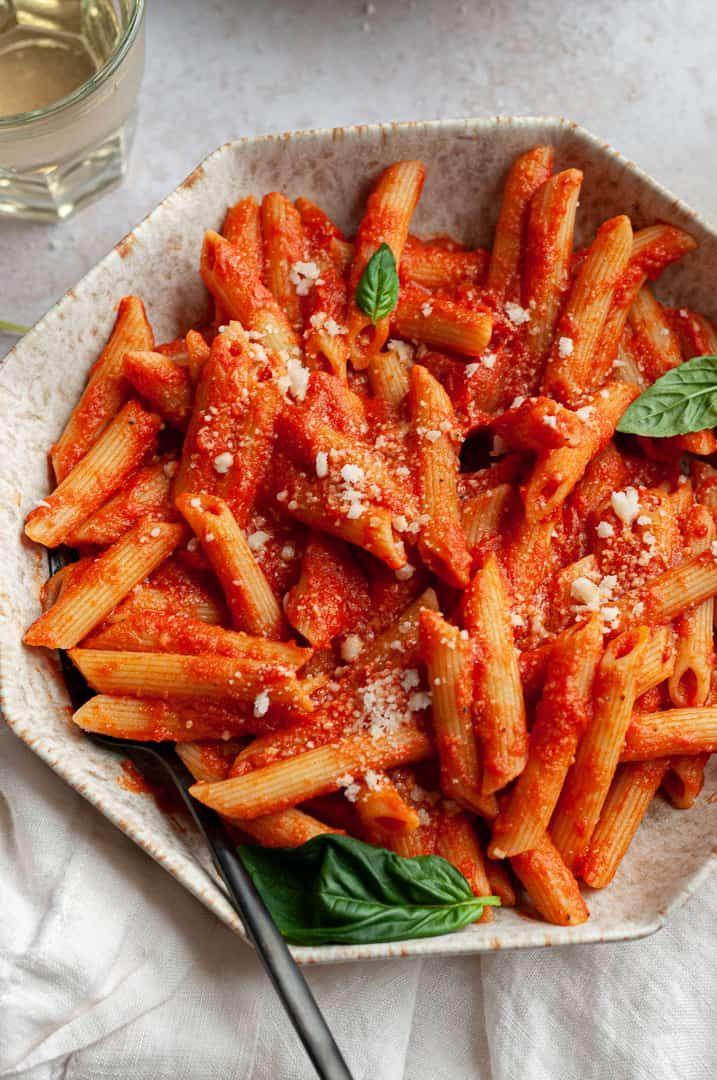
[367,343,412,406]
[82,609,310,667]
[73,695,259,741]
[295,197,353,275]
[51,296,154,481]
[620,708,717,761]
[522,167,582,375]
[24,521,184,649]
[542,215,633,404]
[662,754,710,810]
[510,833,589,926]
[488,145,554,300]
[176,492,283,638]
[596,224,697,384]
[522,381,638,523]
[461,483,515,555]
[68,648,314,713]
[489,615,602,858]
[436,805,494,921]
[353,772,421,841]
[189,725,434,819]
[123,350,193,430]
[420,608,497,818]
[261,192,307,331]
[392,285,493,356]
[669,506,715,708]
[201,230,302,367]
[274,455,407,570]
[401,235,488,291]
[222,195,263,275]
[284,535,369,649]
[66,461,172,547]
[464,554,528,795]
[550,627,649,869]
[26,400,161,547]
[628,285,717,456]
[410,364,471,587]
[580,760,669,887]
[176,738,342,846]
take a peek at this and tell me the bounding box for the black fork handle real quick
[180,789,354,1080]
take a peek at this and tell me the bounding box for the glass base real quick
[0,111,136,221]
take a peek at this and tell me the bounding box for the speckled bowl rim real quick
[1,115,715,965]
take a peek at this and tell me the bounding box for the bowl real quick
[1,116,715,963]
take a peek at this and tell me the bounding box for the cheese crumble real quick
[504,301,530,325]
[387,339,415,364]
[212,451,234,474]
[341,634,364,662]
[253,691,270,718]
[611,487,641,526]
[289,260,323,295]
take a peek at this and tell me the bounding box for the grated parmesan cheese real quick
[278,355,311,402]
[247,530,270,552]
[611,487,641,526]
[341,634,364,663]
[388,339,415,364]
[212,451,234,474]
[401,668,420,691]
[596,520,614,539]
[289,260,323,295]
[571,576,601,610]
[409,691,432,711]
[253,691,270,718]
[558,336,574,357]
[315,451,328,478]
[504,301,530,325]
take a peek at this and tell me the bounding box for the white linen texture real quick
[1,720,715,1080]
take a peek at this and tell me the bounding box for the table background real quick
[1,2,715,1078]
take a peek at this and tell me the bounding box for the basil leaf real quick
[0,319,29,335]
[238,834,500,945]
[355,243,400,324]
[617,354,717,437]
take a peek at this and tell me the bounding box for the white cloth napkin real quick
[2,719,715,1080]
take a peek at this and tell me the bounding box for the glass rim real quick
[0,0,145,129]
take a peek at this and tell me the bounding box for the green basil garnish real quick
[238,834,500,945]
[617,354,717,437]
[355,243,400,324]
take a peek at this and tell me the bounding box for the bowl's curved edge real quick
[2,114,715,965]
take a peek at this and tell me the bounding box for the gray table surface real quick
[1,6,715,1077]
[1,0,715,357]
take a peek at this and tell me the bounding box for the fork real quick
[48,549,354,1080]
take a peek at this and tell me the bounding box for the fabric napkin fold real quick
[1,719,715,1080]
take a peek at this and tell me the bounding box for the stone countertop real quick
[0,0,714,357]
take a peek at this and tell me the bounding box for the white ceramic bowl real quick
[1,117,715,964]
